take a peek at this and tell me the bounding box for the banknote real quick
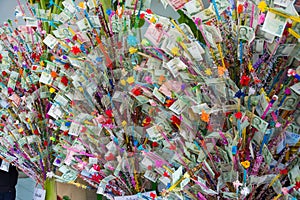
[239,26,255,42]
[274,0,295,8]
[256,25,275,43]
[267,43,297,56]
[262,11,287,37]
[280,91,299,110]
[246,111,269,133]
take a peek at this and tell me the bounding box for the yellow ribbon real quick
[269,174,280,187]
[288,28,300,39]
[217,43,226,68]
[171,19,189,41]
[268,8,300,23]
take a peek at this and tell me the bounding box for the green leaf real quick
[176,10,204,44]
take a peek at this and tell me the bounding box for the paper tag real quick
[169,99,188,115]
[153,87,166,103]
[33,188,46,200]
[144,24,164,47]
[144,170,159,182]
[7,71,19,90]
[43,34,58,49]
[172,165,182,184]
[76,18,92,32]
[0,160,10,172]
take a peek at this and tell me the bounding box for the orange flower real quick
[201,110,210,123]
[237,4,244,14]
[51,71,57,78]
[241,160,250,169]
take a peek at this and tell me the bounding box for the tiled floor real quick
[16,177,98,200]
[16,178,35,200]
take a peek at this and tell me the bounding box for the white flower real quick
[241,186,250,196]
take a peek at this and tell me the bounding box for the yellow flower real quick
[171,47,180,56]
[127,76,135,84]
[121,121,127,127]
[258,1,268,12]
[205,68,212,76]
[120,79,126,86]
[78,2,86,9]
[49,87,56,93]
[129,47,138,54]
[150,16,156,23]
[241,160,250,169]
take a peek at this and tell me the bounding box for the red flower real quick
[71,46,81,55]
[34,129,39,135]
[91,174,101,183]
[280,169,288,175]
[0,54,2,60]
[60,76,68,86]
[1,71,7,76]
[163,171,170,177]
[152,141,159,147]
[43,141,48,146]
[142,116,151,127]
[104,118,112,124]
[150,192,156,200]
[170,115,181,126]
[64,63,70,70]
[105,110,113,118]
[131,87,143,96]
[72,35,77,41]
[93,164,101,171]
[7,87,14,95]
[237,4,244,14]
[235,112,242,119]
[155,23,163,30]
[139,13,145,19]
[240,75,250,86]
[146,9,152,14]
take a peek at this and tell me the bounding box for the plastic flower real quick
[201,110,210,123]
[235,112,243,119]
[240,75,251,86]
[258,1,268,12]
[129,47,138,54]
[71,46,81,55]
[280,169,288,175]
[205,68,212,76]
[127,76,135,84]
[170,115,181,127]
[139,13,145,19]
[142,116,151,127]
[171,47,180,56]
[49,88,55,93]
[241,186,250,196]
[237,4,244,14]
[258,13,266,25]
[146,9,152,14]
[241,160,250,169]
[131,87,143,96]
[233,180,243,189]
[218,66,226,76]
[61,76,69,86]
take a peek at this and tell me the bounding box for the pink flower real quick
[258,14,265,25]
